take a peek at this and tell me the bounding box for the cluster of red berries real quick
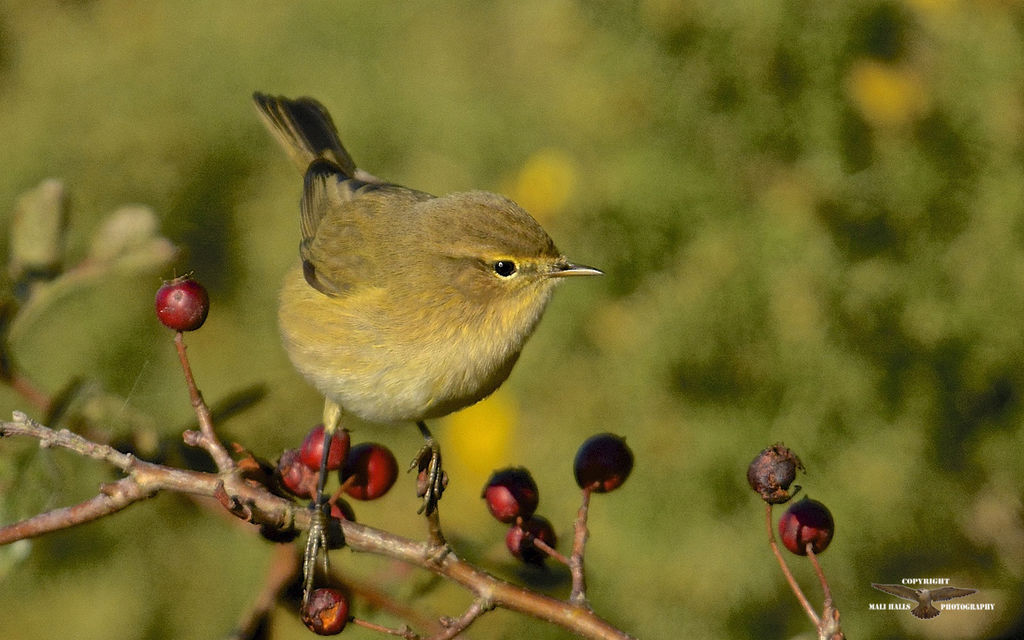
[157,277,356,634]
[748,443,835,556]
[154,277,638,634]
[276,426,403,635]
[483,433,633,565]
[275,424,399,523]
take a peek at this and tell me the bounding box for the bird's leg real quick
[302,399,342,608]
[412,421,448,517]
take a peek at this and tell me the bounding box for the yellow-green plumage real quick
[255,93,599,425]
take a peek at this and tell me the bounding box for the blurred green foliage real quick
[2,1,1024,638]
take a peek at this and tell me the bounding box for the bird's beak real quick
[548,261,604,278]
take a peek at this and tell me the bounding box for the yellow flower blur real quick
[846,59,930,128]
[509,148,578,223]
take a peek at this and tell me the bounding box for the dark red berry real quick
[301,587,349,635]
[342,442,398,500]
[483,467,539,523]
[778,497,835,556]
[323,498,355,550]
[748,443,804,504]
[276,448,316,499]
[258,522,299,544]
[505,515,557,565]
[574,433,633,493]
[329,498,356,522]
[154,275,209,331]
[299,425,350,472]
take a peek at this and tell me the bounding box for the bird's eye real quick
[493,260,518,277]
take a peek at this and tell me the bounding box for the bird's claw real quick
[412,438,447,515]
[301,500,331,607]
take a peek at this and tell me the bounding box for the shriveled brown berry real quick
[506,515,557,565]
[574,433,633,493]
[483,467,539,523]
[342,442,398,500]
[154,275,209,331]
[748,443,804,504]
[778,497,834,556]
[277,448,316,499]
[299,425,350,472]
[301,587,349,635]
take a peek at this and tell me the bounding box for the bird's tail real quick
[912,604,940,619]
[252,93,359,177]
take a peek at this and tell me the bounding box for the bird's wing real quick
[930,587,977,602]
[299,160,430,297]
[871,584,920,601]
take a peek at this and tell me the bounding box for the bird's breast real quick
[278,265,548,423]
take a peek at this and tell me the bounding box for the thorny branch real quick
[0,413,634,640]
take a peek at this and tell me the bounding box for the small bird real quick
[253,93,600,601]
[871,583,977,619]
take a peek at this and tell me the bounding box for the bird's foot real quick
[301,499,331,607]
[411,436,447,516]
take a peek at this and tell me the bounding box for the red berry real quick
[573,433,633,493]
[328,498,356,522]
[301,587,349,635]
[154,275,209,331]
[482,468,539,523]
[778,498,835,556]
[323,498,355,550]
[747,443,804,504]
[276,448,316,498]
[506,515,557,565]
[342,443,398,500]
[299,425,350,472]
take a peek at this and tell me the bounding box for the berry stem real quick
[173,331,234,472]
[530,536,570,566]
[806,546,845,639]
[765,504,819,626]
[569,486,592,606]
[349,617,417,639]
[806,545,834,611]
[426,508,446,551]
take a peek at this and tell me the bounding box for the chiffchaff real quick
[253,93,600,597]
